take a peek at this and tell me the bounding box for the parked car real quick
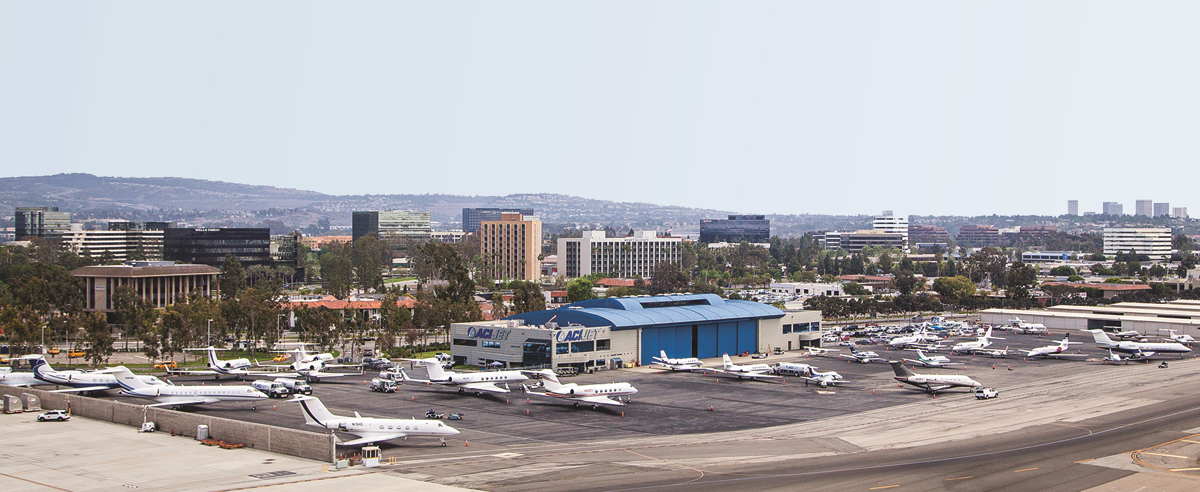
[152,361,178,370]
[975,387,999,400]
[67,350,85,358]
[37,410,70,422]
[362,357,394,370]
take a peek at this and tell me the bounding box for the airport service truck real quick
[252,380,290,398]
[275,378,312,395]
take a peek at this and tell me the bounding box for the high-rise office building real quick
[1153,203,1170,217]
[1174,207,1189,219]
[1103,228,1172,259]
[699,215,770,243]
[1135,200,1153,216]
[60,230,164,262]
[1067,200,1078,216]
[462,208,535,233]
[557,230,682,279]
[14,206,72,238]
[163,228,272,267]
[1103,202,1124,216]
[479,213,542,281]
[872,211,909,247]
[957,225,1003,247]
[352,210,431,242]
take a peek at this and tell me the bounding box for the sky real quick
[2,1,1199,217]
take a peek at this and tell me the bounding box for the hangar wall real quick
[0,385,334,462]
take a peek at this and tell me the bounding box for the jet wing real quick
[51,385,113,393]
[339,434,406,446]
[742,372,784,380]
[1044,353,1088,360]
[653,364,704,372]
[577,395,626,406]
[800,377,848,386]
[301,371,355,379]
[460,381,511,394]
[142,397,219,407]
[166,369,218,376]
[233,370,303,379]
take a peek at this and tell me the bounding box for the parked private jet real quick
[951,327,1004,354]
[522,372,638,409]
[399,358,541,395]
[1167,330,1196,345]
[169,347,300,380]
[1008,318,1048,334]
[1021,335,1085,359]
[702,354,783,380]
[1088,330,1191,359]
[888,328,942,348]
[651,350,705,371]
[1109,329,1146,341]
[801,367,848,388]
[30,356,168,393]
[291,395,459,446]
[109,366,267,408]
[902,350,965,368]
[837,347,883,364]
[975,346,1011,358]
[1101,350,1131,365]
[890,361,982,394]
[257,344,361,381]
[0,365,50,388]
[803,347,840,357]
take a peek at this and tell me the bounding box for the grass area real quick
[384,276,418,284]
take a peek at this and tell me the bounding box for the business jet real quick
[951,327,1005,354]
[1088,330,1191,359]
[1101,350,1131,365]
[703,354,783,380]
[29,356,168,393]
[0,365,51,388]
[1167,330,1196,345]
[837,347,883,364]
[888,328,942,348]
[169,347,300,380]
[803,347,840,357]
[258,345,361,381]
[1021,335,1086,359]
[399,358,538,395]
[975,346,1011,358]
[651,350,705,371]
[291,395,459,446]
[902,350,965,369]
[890,361,982,394]
[522,373,638,409]
[799,367,848,388]
[108,366,267,409]
[1008,318,1048,334]
[1109,329,1145,341]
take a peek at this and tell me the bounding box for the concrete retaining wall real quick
[0,385,334,462]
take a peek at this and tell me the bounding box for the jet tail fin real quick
[889,361,916,378]
[108,366,150,390]
[1089,329,1115,346]
[292,395,339,426]
[722,354,733,369]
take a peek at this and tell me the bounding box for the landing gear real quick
[439,437,447,447]
[474,391,482,396]
[573,402,580,407]
[591,405,598,410]
[458,388,465,394]
[251,404,257,411]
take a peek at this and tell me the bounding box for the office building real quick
[59,230,164,262]
[908,225,950,245]
[557,230,682,279]
[73,261,220,312]
[462,208,535,233]
[1174,207,1189,219]
[957,225,1003,247]
[819,231,848,251]
[108,221,171,231]
[981,300,1200,333]
[431,231,468,244]
[1103,228,1172,259]
[841,230,905,253]
[872,211,909,246]
[699,215,770,243]
[163,228,272,267]
[1017,225,1058,235]
[1135,200,1153,217]
[271,232,305,278]
[769,282,842,297]
[1021,251,1073,263]
[1067,200,1078,216]
[14,207,72,238]
[1154,203,1170,217]
[351,210,431,242]
[480,213,542,281]
[1103,202,1124,216]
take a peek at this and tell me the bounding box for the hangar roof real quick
[506,294,785,330]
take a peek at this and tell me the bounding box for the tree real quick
[893,270,920,295]
[220,255,246,301]
[567,278,597,303]
[877,251,894,274]
[319,243,353,299]
[1049,266,1076,277]
[509,281,546,314]
[650,261,690,294]
[843,282,869,296]
[81,312,115,368]
[352,234,389,293]
[1006,262,1038,299]
[932,276,976,301]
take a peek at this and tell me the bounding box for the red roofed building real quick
[282,295,417,325]
[596,278,636,287]
[1039,282,1153,299]
[838,275,892,290]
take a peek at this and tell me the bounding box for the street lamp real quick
[207,319,213,347]
[41,325,46,355]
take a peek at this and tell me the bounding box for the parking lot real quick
[90,326,1185,464]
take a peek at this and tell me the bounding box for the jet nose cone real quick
[447,427,461,435]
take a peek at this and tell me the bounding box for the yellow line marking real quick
[869,486,900,490]
[1181,440,1200,444]
[1141,452,1189,459]
[944,476,972,481]
[1169,468,1200,471]
[1074,459,1095,463]
[1014,467,1039,472]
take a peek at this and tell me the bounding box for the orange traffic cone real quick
[506,399,510,404]
[526,409,530,415]
[621,412,625,417]
[465,441,469,447]
[708,405,714,411]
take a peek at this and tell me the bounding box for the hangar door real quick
[717,322,739,356]
[640,326,693,364]
[737,321,758,354]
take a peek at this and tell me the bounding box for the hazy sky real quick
[3,1,1198,217]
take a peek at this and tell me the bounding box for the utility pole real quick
[207,319,213,347]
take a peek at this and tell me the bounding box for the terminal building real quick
[980,300,1200,338]
[450,294,822,369]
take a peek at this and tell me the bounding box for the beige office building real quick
[73,261,220,312]
[480,213,542,281]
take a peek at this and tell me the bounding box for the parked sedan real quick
[37,410,70,422]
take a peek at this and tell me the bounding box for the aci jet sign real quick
[555,328,602,343]
[466,327,510,340]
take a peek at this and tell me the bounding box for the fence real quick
[0,385,334,462]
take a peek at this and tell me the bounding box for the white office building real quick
[1135,200,1153,217]
[1103,228,1172,259]
[769,282,843,297]
[59,230,164,262]
[872,211,909,247]
[557,231,682,279]
[1174,207,1189,219]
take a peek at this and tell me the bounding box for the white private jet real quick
[702,354,784,380]
[0,365,51,388]
[779,363,848,387]
[109,366,267,409]
[1088,330,1191,359]
[1108,329,1146,341]
[169,347,300,380]
[1008,318,1048,334]
[29,356,168,393]
[1021,335,1086,359]
[951,327,1005,354]
[1101,349,1131,365]
[291,395,459,447]
[522,372,638,409]
[257,346,361,382]
[902,350,965,369]
[399,358,537,395]
[803,347,840,357]
[975,346,1012,358]
[888,328,942,348]
[837,347,884,364]
[651,350,705,371]
[1167,330,1196,345]
[890,361,982,394]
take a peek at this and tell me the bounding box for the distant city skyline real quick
[2,3,1199,217]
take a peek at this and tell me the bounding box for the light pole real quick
[207,319,213,347]
[41,325,46,355]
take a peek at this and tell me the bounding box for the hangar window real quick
[453,339,477,347]
[572,341,594,353]
[556,343,570,354]
[783,324,792,334]
[482,340,501,348]
[596,339,611,351]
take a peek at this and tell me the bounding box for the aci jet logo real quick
[466,327,510,340]
[555,329,602,343]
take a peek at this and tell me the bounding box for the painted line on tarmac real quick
[1141,452,1188,459]
[944,476,972,481]
[1073,459,1095,463]
[1014,467,1038,472]
[0,471,72,492]
[1181,439,1200,444]
[1169,467,1200,472]
[868,486,899,490]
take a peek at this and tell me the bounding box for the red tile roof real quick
[596,278,636,287]
[1041,282,1152,291]
[282,298,417,310]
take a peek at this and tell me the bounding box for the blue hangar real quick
[503,294,820,365]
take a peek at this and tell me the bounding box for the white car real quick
[37,410,70,422]
[975,387,999,400]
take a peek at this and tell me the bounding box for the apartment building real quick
[557,230,682,279]
[480,213,542,281]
